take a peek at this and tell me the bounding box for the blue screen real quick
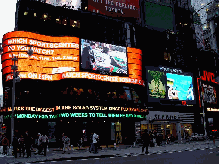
[166,73,194,101]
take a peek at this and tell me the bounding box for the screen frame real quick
[80,38,128,77]
[146,66,196,105]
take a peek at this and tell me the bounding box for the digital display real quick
[145,2,173,30]
[88,0,140,19]
[4,113,146,119]
[146,66,195,104]
[166,73,194,100]
[3,106,149,113]
[45,0,81,10]
[148,70,166,99]
[2,31,143,85]
[81,39,127,75]
[201,84,217,104]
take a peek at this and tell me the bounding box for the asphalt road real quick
[37,148,219,164]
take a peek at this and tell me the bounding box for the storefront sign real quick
[207,108,219,111]
[3,112,146,119]
[154,114,178,120]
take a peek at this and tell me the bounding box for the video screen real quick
[80,39,128,75]
[166,73,194,101]
[148,70,166,99]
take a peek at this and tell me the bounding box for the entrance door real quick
[115,121,122,144]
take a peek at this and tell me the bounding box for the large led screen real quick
[81,39,128,76]
[148,70,166,99]
[166,73,194,101]
[146,66,195,104]
[145,2,173,31]
[2,31,144,85]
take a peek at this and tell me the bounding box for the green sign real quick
[4,113,146,119]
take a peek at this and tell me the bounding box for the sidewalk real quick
[1,140,218,164]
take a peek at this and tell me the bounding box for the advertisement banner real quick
[45,0,82,10]
[146,66,195,104]
[88,0,140,19]
[208,118,213,127]
[2,31,143,85]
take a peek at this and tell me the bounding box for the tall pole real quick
[199,68,207,137]
[11,55,16,146]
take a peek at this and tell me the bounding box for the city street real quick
[0,140,218,164]
[18,148,219,164]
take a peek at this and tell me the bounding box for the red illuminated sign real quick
[201,70,216,83]
[88,0,140,19]
[182,101,187,106]
[2,31,144,85]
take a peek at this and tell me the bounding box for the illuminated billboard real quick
[146,66,195,105]
[2,31,143,85]
[45,0,81,10]
[145,2,173,30]
[88,0,140,19]
[81,39,127,76]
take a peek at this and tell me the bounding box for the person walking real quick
[41,134,48,156]
[18,135,25,157]
[2,135,9,155]
[93,132,98,154]
[141,130,150,154]
[24,131,31,158]
[12,134,19,158]
[62,134,70,153]
[89,133,94,153]
[37,133,42,154]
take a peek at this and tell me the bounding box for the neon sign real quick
[1,106,149,113]
[3,113,146,119]
[3,31,144,85]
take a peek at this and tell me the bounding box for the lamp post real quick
[198,68,207,138]
[0,43,33,147]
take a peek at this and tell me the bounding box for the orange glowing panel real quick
[3,31,143,85]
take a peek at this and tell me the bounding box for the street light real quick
[0,43,33,147]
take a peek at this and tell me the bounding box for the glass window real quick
[24,12,28,15]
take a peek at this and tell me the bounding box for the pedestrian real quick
[37,133,42,154]
[213,135,216,146]
[24,131,31,158]
[12,134,19,158]
[93,132,98,154]
[62,134,70,153]
[18,135,25,157]
[141,129,149,154]
[89,133,94,153]
[41,134,48,156]
[79,137,83,148]
[2,135,9,155]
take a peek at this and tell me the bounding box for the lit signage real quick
[147,66,195,104]
[159,67,183,74]
[201,70,217,84]
[1,106,149,113]
[3,113,146,119]
[197,70,218,108]
[45,0,82,10]
[207,108,219,112]
[2,31,144,85]
[88,0,140,19]
[201,84,217,104]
